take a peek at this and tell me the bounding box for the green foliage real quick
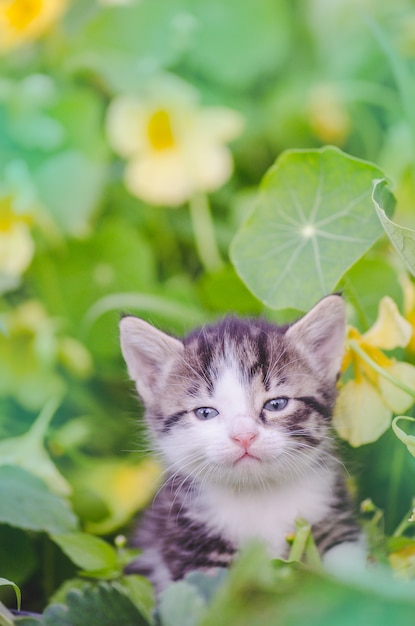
[0,580,20,612]
[231,147,385,311]
[43,583,148,626]
[0,466,77,535]
[373,179,415,276]
[2,0,415,623]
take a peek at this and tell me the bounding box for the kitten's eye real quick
[194,407,219,420]
[263,397,289,412]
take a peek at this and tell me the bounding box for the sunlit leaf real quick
[52,533,119,578]
[0,466,77,534]
[373,179,415,276]
[231,147,385,311]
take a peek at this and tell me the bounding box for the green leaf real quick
[35,150,106,236]
[117,576,155,626]
[197,265,263,315]
[43,583,149,626]
[231,147,385,311]
[158,580,206,626]
[373,179,415,276]
[0,466,78,535]
[187,0,290,90]
[67,0,187,92]
[0,526,36,585]
[198,543,415,626]
[0,578,20,611]
[339,255,404,331]
[52,533,119,578]
[0,398,71,496]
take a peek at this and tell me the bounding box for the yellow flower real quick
[0,198,34,289]
[72,458,162,534]
[0,0,67,53]
[389,543,415,579]
[106,76,244,206]
[333,297,415,447]
[400,273,415,353]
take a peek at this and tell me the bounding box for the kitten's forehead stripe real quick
[183,316,288,391]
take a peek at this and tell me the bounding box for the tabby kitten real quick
[120,295,361,592]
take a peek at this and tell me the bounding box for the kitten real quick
[119,295,361,592]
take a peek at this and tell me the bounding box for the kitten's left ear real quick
[119,316,184,404]
[286,294,346,379]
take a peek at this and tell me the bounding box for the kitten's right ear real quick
[119,316,183,404]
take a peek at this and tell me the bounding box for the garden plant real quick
[1,1,415,624]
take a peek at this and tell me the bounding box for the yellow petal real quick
[333,378,391,446]
[0,0,67,53]
[400,273,415,317]
[188,142,233,191]
[379,361,415,413]
[125,151,192,206]
[392,416,415,458]
[362,296,412,349]
[198,107,244,143]
[106,97,148,157]
[0,222,34,276]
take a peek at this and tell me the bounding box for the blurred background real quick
[2,0,415,610]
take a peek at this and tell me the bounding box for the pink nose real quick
[232,432,258,450]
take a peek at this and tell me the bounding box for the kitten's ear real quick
[286,295,346,379]
[119,316,183,404]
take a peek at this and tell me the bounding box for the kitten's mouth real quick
[235,451,260,464]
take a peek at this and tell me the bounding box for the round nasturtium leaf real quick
[231,146,386,312]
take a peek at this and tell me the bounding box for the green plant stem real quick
[348,340,415,399]
[388,442,406,532]
[288,518,311,562]
[189,193,224,273]
[393,496,415,537]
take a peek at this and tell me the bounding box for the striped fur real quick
[120,295,361,591]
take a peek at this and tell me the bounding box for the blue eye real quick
[194,407,219,420]
[264,397,289,412]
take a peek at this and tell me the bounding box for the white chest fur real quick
[197,469,334,557]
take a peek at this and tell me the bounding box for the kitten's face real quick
[120,296,345,490]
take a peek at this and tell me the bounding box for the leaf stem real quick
[393,500,415,537]
[348,339,415,399]
[28,397,62,443]
[189,193,224,273]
